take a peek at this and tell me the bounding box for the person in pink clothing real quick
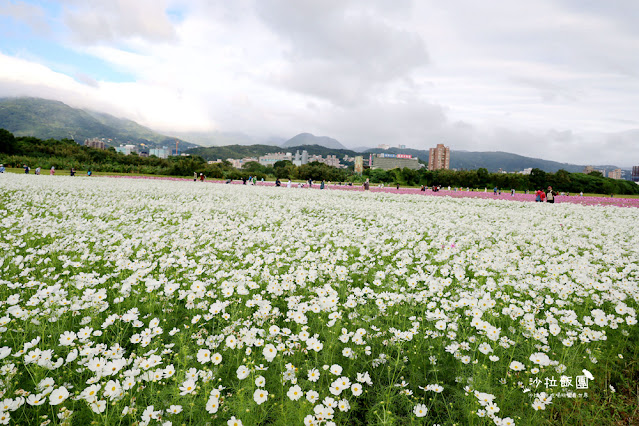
[50,167,55,175]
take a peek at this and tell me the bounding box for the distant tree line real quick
[362,167,639,195]
[1,130,636,194]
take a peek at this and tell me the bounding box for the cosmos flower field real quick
[0,174,638,425]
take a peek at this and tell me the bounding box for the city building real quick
[258,152,293,166]
[228,157,259,169]
[84,138,106,150]
[520,168,532,175]
[633,166,639,183]
[428,144,450,170]
[293,150,309,166]
[322,155,341,168]
[371,153,421,170]
[115,144,137,155]
[398,144,406,149]
[608,169,622,180]
[354,156,364,174]
[149,147,169,159]
[583,166,594,174]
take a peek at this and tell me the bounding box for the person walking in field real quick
[363,179,370,191]
[50,166,55,175]
[0,164,4,173]
[546,186,556,203]
[35,167,41,175]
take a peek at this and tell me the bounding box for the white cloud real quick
[62,0,176,44]
[0,0,638,166]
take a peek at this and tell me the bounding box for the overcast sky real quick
[1,0,638,166]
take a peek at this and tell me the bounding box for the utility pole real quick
[175,139,179,156]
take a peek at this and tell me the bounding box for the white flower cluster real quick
[0,174,637,425]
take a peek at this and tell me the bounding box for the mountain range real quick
[0,97,626,174]
[0,97,197,149]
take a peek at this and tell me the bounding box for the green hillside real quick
[187,144,360,160]
[0,97,196,149]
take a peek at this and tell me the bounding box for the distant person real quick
[396,183,400,190]
[493,187,498,195]
[242,177,247,185]
[320,180,325,189]
[363,179,370,191]
[50,167,55,175]
[308,179,313,188]
[275,178,281,187]
[35,167,41,175]
[194,172,197,182]
[23,164,29,174]
[540,189,546,202]
[580,191,583,197]
[287,179,292,188]
[200,173,205,182]
[87,170,92,176]
[546,186,556,203]
[70,168,76,176]
[420,185,425,192]
[0,164,4,173]
[535,189,542,202]
[511,188,515,196]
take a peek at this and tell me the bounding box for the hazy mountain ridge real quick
[0,97,197,149]
[0,97,625,174]
[282,133,348,150]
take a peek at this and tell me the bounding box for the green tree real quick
[0,129,16,154]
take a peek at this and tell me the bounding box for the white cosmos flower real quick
[196,349,211,364]
[413,404,428,417]
[49,387,69,405]
[179,380,197,395]
[287,385,302,401]
[236,365,250,380]
[253,389,268,405]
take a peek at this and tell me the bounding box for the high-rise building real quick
[149,147,169,159]
[84,138,105,149]
[632,166,639,183]
[608,169,622,180]
[115,144,137,155]
[428,144,450,170]
[354,156,364,174]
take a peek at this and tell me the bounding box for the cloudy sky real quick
[1,0,638,165]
